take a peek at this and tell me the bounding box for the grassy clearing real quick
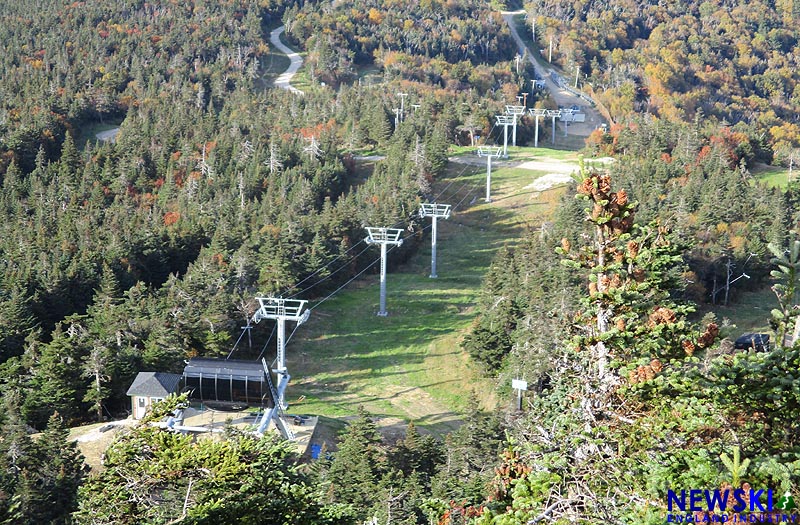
[290,68,316,94]
[752,163,792,189]
[286,157,577,436]
[694,286,775,336]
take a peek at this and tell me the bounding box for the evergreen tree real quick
[22,320,88,428]
[432,395,504,505]
[0,396,85,525]
[367,106,391,146]
[58,132,80,181]
[0,287,35,363]
[325,407,386,517]
[461,247,520,372]
[9,413,87,525]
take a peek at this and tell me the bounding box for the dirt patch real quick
[524,173,575,192]
[70,419,137,471]
[74,418,135,443]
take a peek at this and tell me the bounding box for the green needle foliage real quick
[720,446,750,489]
[465,173,800,524]
[768,237,800,346]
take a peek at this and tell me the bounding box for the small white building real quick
[126,372,182,420]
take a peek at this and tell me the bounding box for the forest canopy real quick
[526,0,800,163]
[0,0,799,523]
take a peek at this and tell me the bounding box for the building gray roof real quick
[126,372,182,398]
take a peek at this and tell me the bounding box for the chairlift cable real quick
[309,255,382,311]
[280,238,368,297]
[225,325,250,360]
[256,324,277,360]
[287,243,374,299]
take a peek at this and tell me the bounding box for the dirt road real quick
[270,26,304,95]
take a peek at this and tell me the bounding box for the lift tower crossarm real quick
[559,108,576,137]
[529,108,547,148]
[252,297,309,375]
[494,115,514,157]
[544,109,563,145]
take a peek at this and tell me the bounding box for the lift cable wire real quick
[305,255,382,313]
[279,238,368,297]
[256,324,277,360]
[287,243,374,299]
[231,176,485,356]
[284,176,482,310]
[225,325,250,360]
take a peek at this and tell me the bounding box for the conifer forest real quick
[0,0,799,523]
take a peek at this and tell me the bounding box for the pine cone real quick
[616,189,629,206]
[620,214,634,232]
[627,240,639,259]
[578,178,594,195]
[598,174,612,196]
[648,306,676,325]
[650,359,663,373]
[682,340,696,356]
[561,237,571,253]
[697,322,719,348]
[616,318,626,331]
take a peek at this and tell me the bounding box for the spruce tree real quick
[9,413,87,525]
[0,287,35,363]
[325,407,386,517]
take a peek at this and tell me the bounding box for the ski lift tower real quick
[477,146,502,203]
[505,105,526,147]
[252,297,310,435]
[365,227,404,316]
[420,203,451,278]
[495,115,514,157]
[560,108,576,137]
[545,109,562,145]
[529,108,547,148]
